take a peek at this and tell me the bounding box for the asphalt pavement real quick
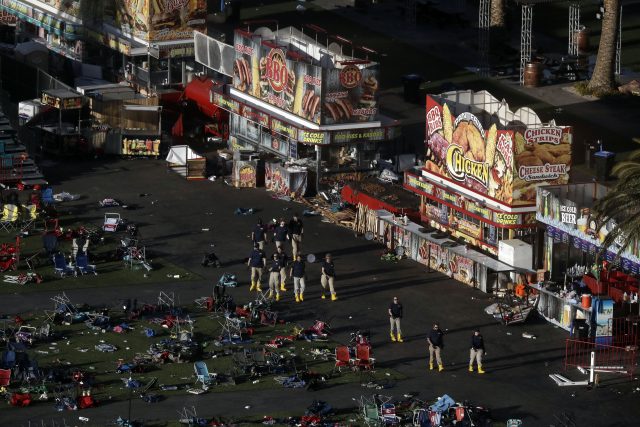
[0,158,638,426]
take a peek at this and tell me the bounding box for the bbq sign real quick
[339,65,362,89]
[266,49,288,93]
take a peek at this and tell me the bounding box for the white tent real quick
[166,145,207,180]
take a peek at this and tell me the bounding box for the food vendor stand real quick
[404,90,572,269]
[37,89,86,156]
[120,105,162,157]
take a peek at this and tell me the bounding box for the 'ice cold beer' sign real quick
[560,205,577,225]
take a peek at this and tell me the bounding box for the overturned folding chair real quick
[52,253,76,277]
[76,253,97,275]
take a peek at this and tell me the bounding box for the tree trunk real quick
[490,0,505,28]
[588,0,620,94]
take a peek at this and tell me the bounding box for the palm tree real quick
[587,0,620,94]
[593,142,640,258]
[490,0,505,28]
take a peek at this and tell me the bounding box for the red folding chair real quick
[0,368,11,386]
[356,343,375,371]
[334,345,353,372]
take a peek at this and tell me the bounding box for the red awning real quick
[184,77,224,120]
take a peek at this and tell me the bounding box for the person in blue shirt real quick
[469,329,485,374]
[267,253,281,301]
[290,254,306,302]
[273,220,290,251]
[321,253,337,301]
[276,246,289,292]
[251,219,266,250]
[247,243,266,291]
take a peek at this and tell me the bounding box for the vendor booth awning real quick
[0,0,83,39]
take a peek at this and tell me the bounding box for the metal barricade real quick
[565,339,636,378]
[608,315,640,347]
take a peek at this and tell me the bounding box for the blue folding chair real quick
[41,187,55,206]
[53,253,76,277]
[76,253,97,275]
[193,361,214,389]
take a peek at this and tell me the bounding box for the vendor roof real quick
[235,25,378,69]
[430,89,567,130]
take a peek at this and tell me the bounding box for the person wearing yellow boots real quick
[247,243,266,291]
[267,253,281,301]
[388,296,403,342]
[320,253,337,301]
[427,323,444,372]
[290,254,306,302]
[276,246,289,292]
[469,329,485,374]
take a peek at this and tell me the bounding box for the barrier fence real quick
[608,315,640,347]
[565,339,637,378]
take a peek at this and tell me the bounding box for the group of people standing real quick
[246,214,338,302]
[388,297,487,374]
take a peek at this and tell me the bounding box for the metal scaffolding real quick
[519,4,533,84]
[405,0,416,25]
[568,3,580,56]
[478,0,491,76]
[616,5,623,75]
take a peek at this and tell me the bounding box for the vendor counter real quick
[528,282,591,334]
[367,210,518,292]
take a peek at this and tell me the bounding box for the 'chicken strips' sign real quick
[423,95,573,206]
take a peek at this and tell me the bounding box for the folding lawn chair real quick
[0,368,11,387]
[76,253,97,275]
[356,344,375,371]
[194,361,214,389]
[333,345,353,373]
[360,395,382,426]
[103,212,122,232]
[52,253,76,277]
[0,204,19,231]
[20,205,42,234]
[41,187,54,206]
[380,400,401,425]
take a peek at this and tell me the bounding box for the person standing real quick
[388,297,403,342]
[290,254,306,302]
[427,322,444,372]
[288,213,304,258]
[321,253,337,301]
[247,243,266,291]
[276,246,289,292]
[252,219,267,250]
[273,219,289,251]
[267,253,281,301]
[469,329,485,374]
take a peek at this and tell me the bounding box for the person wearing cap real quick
[267,253,282,301]
[273,219,290,251]
[251,219,267,250]
[276,245,289,292]
[427,322,445,371]
[388,297,403,342]
[290,254,306,302]
[469,329,485,374]
[288,213,304,258]
[247,243,266,291]
[321,253,337,301]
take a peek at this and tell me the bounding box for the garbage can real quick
[594,150,616,182]
[402,74,423,104]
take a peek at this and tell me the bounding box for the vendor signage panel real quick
[465,200,491,220]
[122,137,160,156]
[494,212,519,226]
[271,118,298,140]
[1,0,32,19]
[404,173,434,195]
[424,96,572,206]
[239,104,269,127]
[41,92,82,110]
[332,127,386,144]
[298,130,329,145]
[212,92,240,115]
[117,0,206,42]
[560,204,577,226]
[322,63,380,125]
[233,30,323,124]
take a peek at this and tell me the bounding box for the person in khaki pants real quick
[290,254,306,302]
[320,253,337,301]
[388,297,403,342]
[427,323,444,372]
[267,253,281,301]
[276,246,288,292]
[247,244,266,291]
[469,329,485,374]
[288,213,304,258]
